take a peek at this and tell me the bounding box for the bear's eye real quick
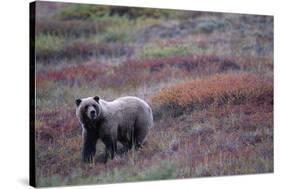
[85,105,89,109]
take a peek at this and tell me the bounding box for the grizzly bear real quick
[75,96,153,163]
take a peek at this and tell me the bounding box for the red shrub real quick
[151,72,273,110]
[36,62,111,86]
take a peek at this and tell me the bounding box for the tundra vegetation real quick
[34,2,273,187]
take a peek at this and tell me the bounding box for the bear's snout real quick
[86,106,97,120]
[90,110,96,119]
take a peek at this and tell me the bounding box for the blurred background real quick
[34,1,273,187]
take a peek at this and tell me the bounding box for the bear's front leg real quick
[82,129,97,163]
[103,135,117,163]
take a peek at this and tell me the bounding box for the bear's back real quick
[100,96,152,125]
[103,96,149,111]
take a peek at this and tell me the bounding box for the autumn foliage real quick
[151,73,272,113]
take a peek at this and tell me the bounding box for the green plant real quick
[98,28,131,43]
[35,34,64,52]
[138,161,177,180]
[55,4,110,20]
[36,18,107,37]
[56,4,177,20]
[138,44,193,58]
[196,20,229,33]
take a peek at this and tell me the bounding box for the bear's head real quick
[75,96,102,127]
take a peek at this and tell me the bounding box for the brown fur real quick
[75,96,153,163]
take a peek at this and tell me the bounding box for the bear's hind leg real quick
[118,138,132,155]
[133,117,149,150]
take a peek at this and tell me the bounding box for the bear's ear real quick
[75,99,82,107]
[93,96,100,103]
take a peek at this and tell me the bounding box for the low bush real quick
[36,40,133,63]
[151,73,273,117]
[35,34,65,52]
[119,54,241,76]
[55,4,110,20]
[55,4,176,20]
[138,161,177,181]
[138,45,192,58]
[97,28,132,43]
[94,55,244,90]
[36,40,91,62]
[62,41,94,58]
[196,20,229,34]
[36,62,110,86]
[92,43,134,57]
[36,18,108,37]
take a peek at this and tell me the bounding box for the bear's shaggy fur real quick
[75,96,153,163]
